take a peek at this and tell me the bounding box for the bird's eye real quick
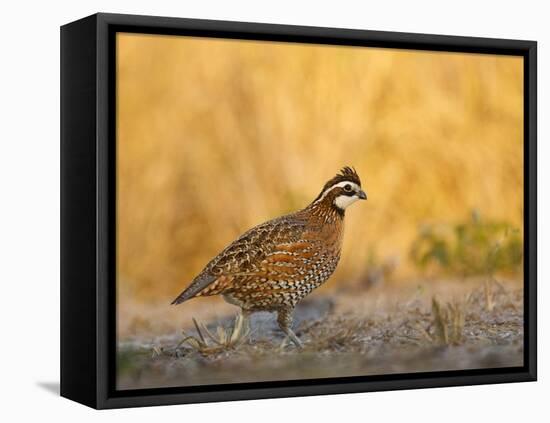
[344,184,352,192]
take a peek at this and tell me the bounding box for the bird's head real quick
[313,166,367,211]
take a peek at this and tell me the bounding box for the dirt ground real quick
[117,278,524,390]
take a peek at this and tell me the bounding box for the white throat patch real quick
[334,194,360,210]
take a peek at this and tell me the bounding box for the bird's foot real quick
[277,308,303,349]
[279,328,304,349]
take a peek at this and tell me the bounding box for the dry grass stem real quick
[426,297,465,346]
[484,279,495,311]
[176,313,251,355]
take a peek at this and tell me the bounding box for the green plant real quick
[410,211,523,276]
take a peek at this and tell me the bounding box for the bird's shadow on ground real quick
[36,382,60,396]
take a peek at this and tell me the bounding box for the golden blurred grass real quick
[116,33,523,302]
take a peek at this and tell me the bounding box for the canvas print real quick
[116,33,524,390]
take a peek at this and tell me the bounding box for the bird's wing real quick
[171,213,308,304]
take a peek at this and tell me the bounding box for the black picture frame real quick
[60,12,537,409]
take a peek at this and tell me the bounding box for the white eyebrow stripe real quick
[314,181,360,203]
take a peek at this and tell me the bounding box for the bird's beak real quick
[357,190,367,200]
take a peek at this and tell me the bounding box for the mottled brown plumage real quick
[172,167,367,346]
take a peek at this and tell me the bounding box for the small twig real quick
[192,317,207,346]
[174,313,252,356]
[175,335,202,350]
[432,297,448,344]
[414,323,434,342]
[199,321,225,346]
[484,279,494,312]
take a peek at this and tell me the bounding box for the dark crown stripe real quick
[314,166,361,201]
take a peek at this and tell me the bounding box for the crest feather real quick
[322,166,361,191]
[314,166,362,202]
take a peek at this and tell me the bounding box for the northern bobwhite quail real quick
[172,167,367,347]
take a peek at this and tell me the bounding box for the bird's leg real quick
[240,309,252,335]
[277,308,303,348]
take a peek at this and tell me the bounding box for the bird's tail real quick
[171,291,191,305]
[171,272,217,305]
